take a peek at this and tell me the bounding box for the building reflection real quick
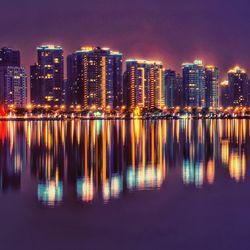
[0,122,28,192]
[66,120,166,204]
[29,121,65,206]
[0,119,249,205]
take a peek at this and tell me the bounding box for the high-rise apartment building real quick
[173,73,184,107]
[30,45,64,105]
[205,66,219,109]
[228,66,248,107]
[0,47,28,108]
[123,60,164,109]
[220,80,230,108]
[67,47,123,108]
[182,60,205,108]
[164,69,175,108]
[3,67,27,108]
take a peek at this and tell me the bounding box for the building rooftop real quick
[37,45,63,50]
[126,59,162,65]
[228,66,246,74]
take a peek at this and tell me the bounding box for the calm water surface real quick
[0,119,250,250]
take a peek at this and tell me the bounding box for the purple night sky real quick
[1,0,250,78]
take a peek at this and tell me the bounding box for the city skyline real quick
[1,42,249,80]
[2,45,250,111]
[3,1,250,250]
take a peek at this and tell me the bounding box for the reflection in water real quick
[38,180,63,206]
[0,119,249,206]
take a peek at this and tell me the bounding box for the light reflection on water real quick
[0,119,248,206]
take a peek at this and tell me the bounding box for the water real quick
[0,119,249,249]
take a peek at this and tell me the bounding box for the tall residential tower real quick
[205,66,219,109]
[30,45,64,105]
[123,60,164,110]
[67,46,123,109]
[164,69,175,108]
[182,60,205,108]
[227,66,248,107]
[0,47,28,108]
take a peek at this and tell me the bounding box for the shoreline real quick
[0,116,250,121]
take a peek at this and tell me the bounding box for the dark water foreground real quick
[0,119,249,250]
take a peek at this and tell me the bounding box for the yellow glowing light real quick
[80,46,94,52]
[138,67,145,107]
[206,65,215,69]
[207,160,215,184]
[26,104,32,110]
[133,106,141,118]
[221,80,229,86]
[228,66,246,74]
[91,105,97,111]
[159,67,164,109]
[102,56,106,108]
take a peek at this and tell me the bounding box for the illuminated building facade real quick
[164,69,175,108]
[0,47,28,108]
[2,67,28,108]
[228,66,248,107]
[205,66,219,108]
[174,73,184,107]
[66,51,81,105]
[124,60,164,109]
[220,80,230,108]
[67,47,123,108]
[182,60,205,108]
[112,52,123,108]
[30,45,64,105]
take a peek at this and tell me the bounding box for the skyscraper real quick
[227,66,248,107]
[3,67,27,108]
[112,52,123,108]
[220,80,230,108]
[182,60,205,108]
[173,73,184,107]
[66,53,78,105]
[164,69,175,108]
[67,47,123,109]
[205,66,219,109]
[124,60,164,109]
[30,45,64,105]
[0,47,28,108]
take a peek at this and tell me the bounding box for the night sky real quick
[1,0,250,78]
